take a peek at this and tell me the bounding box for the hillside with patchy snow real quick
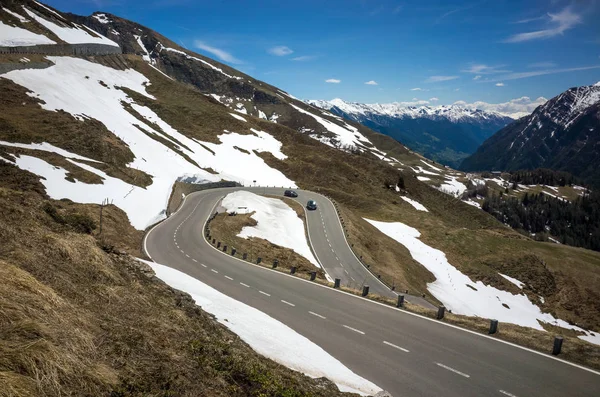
[461,82,600,187]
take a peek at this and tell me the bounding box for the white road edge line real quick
[309,311,326,319]
[259,290,271,297]
[224,276,233,280]
[281,300,295,307]
[499,390,518,397]
[383,340,409,353]
[435,362,470,378]
[160,188,600,377]
[240,282,250,288]
[342,325,365,335]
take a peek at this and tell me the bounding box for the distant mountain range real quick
[461,82,600,187]
[307,99,515,168]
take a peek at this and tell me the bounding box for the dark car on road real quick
[284,190,298,197]
[306,200,317,210]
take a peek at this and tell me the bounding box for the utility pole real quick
[99,198,112,236]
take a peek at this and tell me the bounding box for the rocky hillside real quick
[308,98,514,167]
[461,83,600,187]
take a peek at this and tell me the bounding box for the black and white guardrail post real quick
[217,241,221,248]
[489,319,499,335]
[437,306,446,320]
[552,336,563,355]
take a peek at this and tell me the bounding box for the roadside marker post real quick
[397,295,405,308]
[362,285,370,297]
[553,336,563,355]
[334,278,341,288]
[489,319,499,335]
[437,306,446,320]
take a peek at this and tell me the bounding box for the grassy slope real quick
[0,162,355,397]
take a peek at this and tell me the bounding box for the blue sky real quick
[47,0,600,106]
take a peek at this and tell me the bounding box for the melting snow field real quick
[2,56,295,229]
[0,20,56,46]
[141,260,382,396]
[364,218,600,344]
[400,196,428,212]
[221,191,321,269]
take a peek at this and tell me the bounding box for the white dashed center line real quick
[224,276,233,281]
[185,254,190,258]
[309,311,326,319]
[192,259,197,262]
[259,290,271,297]
[240,282,250,288]
[201,263,207,268]
[499,390,518,397]
[435,362,470,378]
[281,300,295,307]
[210,269,218,274]
[342,325,365,335]
[383,341,410,353]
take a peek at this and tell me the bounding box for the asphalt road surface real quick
[145,187,600,397]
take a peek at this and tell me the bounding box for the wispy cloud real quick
[495,82,505,86]
[325,78,341,83]
[473,75,481,80]
[514,16,546,24]
[505,7,582,43]
[462,64,510,74]
[436,1,484,23]
[425,75,459,83]
[480,65,600,82]
[194,40,242,64]
[268,46,293,56]
[430,97,439,101]
[365,80,378,85]
[291,55,316,61]
[410,87,425,91]
[528,61,557,68]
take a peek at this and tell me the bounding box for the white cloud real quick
[410,87,425,91]
[480,65,600,82]
[268,46,293,56]
[291,55,316,61]
[505,7,582,43]
[454,88,460,91]
[412,97,419,101]
[194,40,242,64]
[325,79,341,84]
[453,96,548,118]
[365,80,378,85]
[473,75,482,80]
[430,97,439,101]
[425,75,459,83]
[462,64,510,74]
[528,61,557,68]
[495,82,505,86]
[397,100,430,106]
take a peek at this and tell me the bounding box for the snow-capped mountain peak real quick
[306,98,513,124]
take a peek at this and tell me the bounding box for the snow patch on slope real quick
[400,196,428,212]
[2,7,30,23]
[3,57,294,229]
[22,6,118,47]
[222,191,320,269]
[0,20,56,46]
[142,260,382,395]
[364,219,600,344]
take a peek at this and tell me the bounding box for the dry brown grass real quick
[0,163,356,397]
